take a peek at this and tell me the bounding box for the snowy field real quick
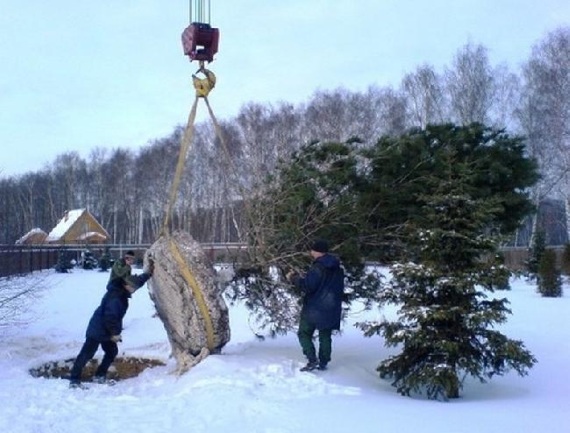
[0,269,568,433]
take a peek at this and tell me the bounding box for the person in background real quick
[69,258,154,388]
[287,239,345,372]
[109,250,136,283]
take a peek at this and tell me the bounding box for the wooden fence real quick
[501,246,566,272]
[0,245,61,277]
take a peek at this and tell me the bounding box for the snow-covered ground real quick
[0,269,568,433]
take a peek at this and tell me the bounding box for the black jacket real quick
[85,273,150,341]
[294,254,345,330]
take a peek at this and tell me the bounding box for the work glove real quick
[110,334,122,343]
[144,255,155,275]
[286,270,297,282]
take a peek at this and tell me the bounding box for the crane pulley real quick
[181,0,219,63]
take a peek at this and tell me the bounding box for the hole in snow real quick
[29,356,165,382]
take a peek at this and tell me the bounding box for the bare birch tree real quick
[401,64,446,128]
[516,27,570,243]
[445,42,496,125]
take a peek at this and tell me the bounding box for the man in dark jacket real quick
[287,239,344,372]
[69,261,153,388]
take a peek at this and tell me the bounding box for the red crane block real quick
[181,22,220,63]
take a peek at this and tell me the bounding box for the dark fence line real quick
[500,246,566,272]
[0,243,248,278]
[1,244,565,279]
[0,246,60,277]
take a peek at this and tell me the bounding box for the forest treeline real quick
[0,27,568,245]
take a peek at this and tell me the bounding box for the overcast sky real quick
[1,0,568,177]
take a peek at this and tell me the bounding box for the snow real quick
[76,232,106,242]
[1,269,568,433]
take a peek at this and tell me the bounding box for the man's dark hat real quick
[125,250,135,258]
[310,239,329,253]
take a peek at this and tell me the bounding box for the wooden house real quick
[15,228,48,245]
[46,209,109,245]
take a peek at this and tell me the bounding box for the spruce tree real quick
[54,251,73,273]
[357,127,537,400]
[537,249,563,297]
[98,248,111,272]
[527,230,546,280]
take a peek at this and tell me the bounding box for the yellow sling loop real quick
[159,65,220,352]
[167,235,216,350]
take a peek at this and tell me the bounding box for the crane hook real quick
[192,62,216,97]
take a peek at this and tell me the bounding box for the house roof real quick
[15,228,47,245]
[46,209,85,242]
[46,209,109,243]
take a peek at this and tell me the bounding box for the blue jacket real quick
[294,254,344,330]
[85,273,150,341]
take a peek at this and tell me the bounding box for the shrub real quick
[537,249,562,297]
[527,230,546,279]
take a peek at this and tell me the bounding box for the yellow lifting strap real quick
[158,65,222,352]
[160,96,199,237]
[167,234,216,350]
[160,65,219,234]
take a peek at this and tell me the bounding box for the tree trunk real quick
[137,206,144,244]
[565,196,570,244]
[528,194,541,248]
